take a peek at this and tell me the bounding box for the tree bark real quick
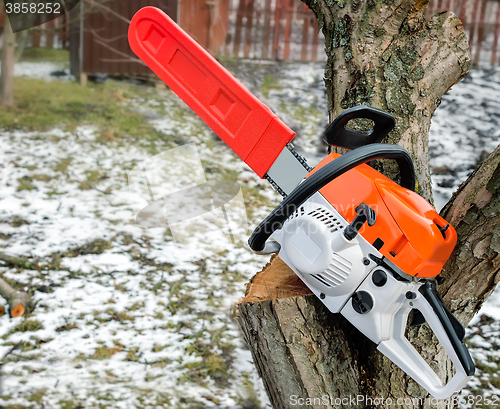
[1,13,15,107]
[0,252,37,270]
[303,0,470,203]
[234,1,500,408]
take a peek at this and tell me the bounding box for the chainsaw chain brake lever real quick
[323,106,396,150]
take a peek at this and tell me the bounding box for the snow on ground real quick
[13,61,72,81]
[430,68,500,210]
[0,60,499,407]
[0,64,276,408]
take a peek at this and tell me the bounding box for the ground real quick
[0,49,499,408]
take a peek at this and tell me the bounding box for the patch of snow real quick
[12,61,73,81]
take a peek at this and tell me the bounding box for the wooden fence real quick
[30,15,68,49]
[0,12,69,49]
[222,0,323,61]
[2,0,500,68]
[221,0,500,67]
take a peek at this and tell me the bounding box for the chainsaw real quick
[128,7,475,399]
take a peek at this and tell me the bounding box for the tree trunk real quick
[234,1,500,408]
[303,0,470,203]
[1,14,15,107]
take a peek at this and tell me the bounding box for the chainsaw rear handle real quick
[419,281,474,376]
[377,281,474,399]
[324,106,396,150]
[249,144,415,252]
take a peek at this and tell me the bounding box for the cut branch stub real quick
[0,277,30,318]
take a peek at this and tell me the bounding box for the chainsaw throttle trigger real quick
[323,106,396,150]
[249,144,415,252]
[344,203,376,241]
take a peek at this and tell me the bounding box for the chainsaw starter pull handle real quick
[323,106,396,150]
[249,144,415,252]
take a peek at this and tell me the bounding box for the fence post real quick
[233,0,246,56]
[491,1,500,66]
[283,0,292,60]
[469,0,480,62]
[244,0,255,57]
[473,0,488,66]
[262,0,272,59]
[301,13,310,61]
[272,0,281,60]
[312,16,319,61]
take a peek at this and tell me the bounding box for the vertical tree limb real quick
[1,13,15,107]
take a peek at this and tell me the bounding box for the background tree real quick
[237,0,500,407]
[1,9,15,106]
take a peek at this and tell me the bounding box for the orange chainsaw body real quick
[311,153,457,278]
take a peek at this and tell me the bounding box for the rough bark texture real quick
[440,144,500,325]
[234,1,500,408]
[303,0,470,203]
[0,15,15,107]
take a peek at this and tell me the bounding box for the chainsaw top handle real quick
[324,106,396,150]
[249,143,415,252]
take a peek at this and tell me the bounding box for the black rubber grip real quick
[249,144,415,252]
[419,281,475,376]
[324,106,396,150]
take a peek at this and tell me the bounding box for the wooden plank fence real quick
[2,0,500,68]
[30,15,68,49]
[224,0,323,61]
[222,0,500,67]
[0,12,69,49]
